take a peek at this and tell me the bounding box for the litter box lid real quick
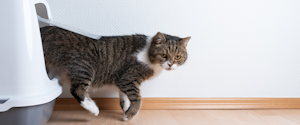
[0,0,62,112]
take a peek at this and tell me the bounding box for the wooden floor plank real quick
[168,110,205,125]
[223,110,270,125]
[149,110,179,125]
[183,110,212,124]
[195,110,240,125]
[134,110,159,125]
[251,110,299,125]
[269,109,300,124]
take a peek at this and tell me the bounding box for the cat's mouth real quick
[165,68,172,71]
[164,67,175,71]
[161,63,178,71]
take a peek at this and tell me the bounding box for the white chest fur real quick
[136,37,163,80]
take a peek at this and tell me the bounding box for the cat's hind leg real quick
[80,96,99,116]
[69,72,99,116]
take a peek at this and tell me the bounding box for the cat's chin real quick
[164,68,176,71]
[165,68,172,71]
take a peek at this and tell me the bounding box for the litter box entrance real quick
[35,3,50,28]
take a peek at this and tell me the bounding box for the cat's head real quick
[149,32,191,71]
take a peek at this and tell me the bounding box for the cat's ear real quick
[180,37,191,47]
[154,32,166,44]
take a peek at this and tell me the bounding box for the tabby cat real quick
[41,26,191,121]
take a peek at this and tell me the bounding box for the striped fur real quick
[41,26,190,121]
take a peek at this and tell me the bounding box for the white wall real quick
[40,0,300,98]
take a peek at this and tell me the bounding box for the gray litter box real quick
[0,0,101,124]
[0,0,62,125]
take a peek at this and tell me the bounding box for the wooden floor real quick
[46,109,300,125]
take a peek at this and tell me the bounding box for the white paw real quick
[123,99,130,112]
[81,98,99,116]
[123,114,129,121]
[119,91,131,112]
[136,111,139,115]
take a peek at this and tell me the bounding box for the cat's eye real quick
[175,55,181,60]
[161,54,167,58]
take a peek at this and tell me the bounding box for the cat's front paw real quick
[123,114,129,121]
[80,98,99,116]
[123,111,139,121]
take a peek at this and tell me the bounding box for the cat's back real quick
[41,26,98,67]
[98,34,147,55]
[41,26,147,56]
[41,26,95,46]
[41,26,148,70]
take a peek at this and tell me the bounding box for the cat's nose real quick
[168,63,173,67]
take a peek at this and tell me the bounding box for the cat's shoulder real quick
[99,34,148,52]
[132,34,147,41]
[131,34,148,51]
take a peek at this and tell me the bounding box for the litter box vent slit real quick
[0,99,9,104]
